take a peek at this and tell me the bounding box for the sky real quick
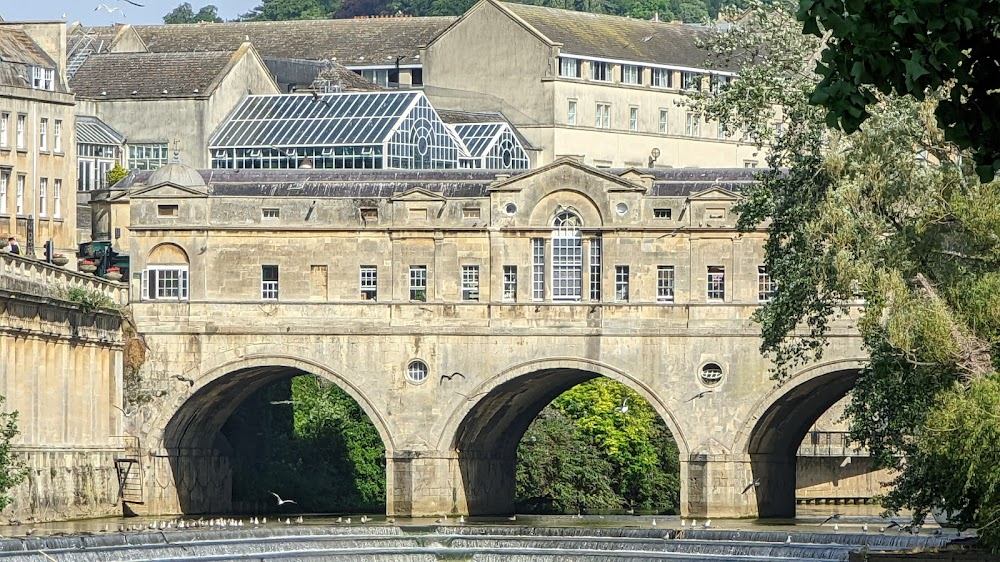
[2,0,257,26]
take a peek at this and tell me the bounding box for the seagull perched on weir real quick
[270,492,297,506]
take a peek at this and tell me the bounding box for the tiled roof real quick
[0,27,58,89]
[70,50,238,100]
[124,17,456,66]
[499,2,727,71]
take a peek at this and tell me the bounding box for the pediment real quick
[687,186,740,201]
[129,182,209,198]
[490,158,646,194]
[391,187,446,202]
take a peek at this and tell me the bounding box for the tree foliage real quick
[798,0,1000,181]
[692,0,1000,550]
[163,2,224,23]
[0,398,26,512]
[106,164,129,187]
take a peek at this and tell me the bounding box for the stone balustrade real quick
[0,252,127,307]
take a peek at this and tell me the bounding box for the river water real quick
[0,508,968,562]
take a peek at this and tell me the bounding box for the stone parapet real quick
[0,253,127,307]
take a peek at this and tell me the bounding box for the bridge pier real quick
[683,454,796,519]
[387,450,515,517]
[144,448,233,516]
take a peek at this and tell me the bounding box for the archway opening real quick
[452,367,681,515]
[746,367,863,518]
[162,366,386,515]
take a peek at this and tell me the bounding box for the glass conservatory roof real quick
[452,123,507,158]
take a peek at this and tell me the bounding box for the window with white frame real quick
[717,120,728,139]
[461,265,480,301]
[707,266,725,300]
[595,103,611,129]
[38,178,46,217]
[405,360,428,384]
[685,113,701,136]
[559,57,581,78]
[142,266,190,301]
[652,68,673,88]
[659,110,668,134]
[711,74,731,93]
[744,160,758,168]
[589,236,602,301]
[409,266,427,301]
[0,172,7,214]
[502,265,517,302]
[16,115,24,150]
[261,265,279,300]
[39,118,47,151]
[552,211,583,300]
[657,266,675,302]
[532,238,545,300]
[15,175,24,215]
[758,265,776,302]
[262,208,280,219]
[590,61,611,81]
[53,179,61,218]
[31,67,55,91]
[360,265,377,300]
[623,65,640,84]
[629,107,638,132]
[614,265,629,302]
[0,113,8,148]
[681,71,700,91]
[128,143,169,171]
[568,100,577,125]
[359,69,390,88]
[54,120,62,152]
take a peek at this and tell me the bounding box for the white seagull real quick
[95,4,125,16]
[270,491,297,506]
[618,397,630,414]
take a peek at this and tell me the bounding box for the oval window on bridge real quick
[406,360,429,385]
[700,363,724,387]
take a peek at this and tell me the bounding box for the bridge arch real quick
[735,358,867,517]
[433,356,687,515]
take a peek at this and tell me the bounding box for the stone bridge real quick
[129,300,864,519]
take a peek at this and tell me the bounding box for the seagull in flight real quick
[617,397,629,414]
[120,0,146,5]
[270,492,297,506]
[310,90,332,107]
[95,4,125,16]
[819,513,842,526]
[686,390,715,402]
[741,477,760,494]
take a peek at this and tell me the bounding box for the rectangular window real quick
[44,69,54,91]
[589,236,602,301]
[16,115,24,149]
[502,265,517,302]
[652,68,673,88]
[559,57,580,78]
[142,266,189,301]
[681,71,700,91]
[685,113,701,136]
[744,160,758,168]
[53,179,61,218]
[359,69,389,88]
[532,238,545,300]
[596,103,611,129]
[157,204,179,217]
[552,230,583,300]
[32,66,45,89]
[657,266,675,302]
[15,175,24,215]
[262,208,280,219]
[622,65,640,84]
[659,110,668,134]
[409,266,427,301]
[54,120,62,152]
[615,265,630,302]
[461,265,480,301]
[39,118,47,151]
[0,172,7,214]
[758,265,776,302]
[128,143,169,171]
[567,100,577,125]
[360,266,377,300]
[0,113,8,148]
[711,74,730,93]
[718,120,728,139]
[589,61,611,81]
[707,266,725,301]
[360,208,378,223]
[261,265,279,300]
[38,178,46,217]
[654,208,672,219]
[629,107,638,132]
[462,207,481,219]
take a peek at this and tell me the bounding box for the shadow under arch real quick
[738,359,866,518]
[442,357,687,515]
[160,355,393,515]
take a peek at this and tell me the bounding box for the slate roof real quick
[70,49,239,100]
[123,16,456,66]
[0,27,60,89]
[499,1,729,71]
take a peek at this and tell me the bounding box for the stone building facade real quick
[0,22,77,257]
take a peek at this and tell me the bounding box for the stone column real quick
[144,447,232,516]
[386,449,514,516]
[682,452,795,518]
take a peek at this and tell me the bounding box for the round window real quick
[504,203,518,215]
[700,363,724,386]
[406,360,428,385]
[616,202,629,216]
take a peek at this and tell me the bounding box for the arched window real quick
[551,211,583,300]
[142,243,190,302]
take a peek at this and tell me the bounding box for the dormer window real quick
[31,67,54,91]
[622,65,640,85]
[652,68,673,89]
[681,71,700,91]
[559,57,581,78]
[590,61,611,82]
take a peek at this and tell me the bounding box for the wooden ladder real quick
[115,436,144,505]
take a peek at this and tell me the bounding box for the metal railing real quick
[797,431,868,457]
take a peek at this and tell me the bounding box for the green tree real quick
[239,0,334,20]
[0,398,26,512]
[106,163,129,187]
[691,0,1000,551]
[798,0,1000,181]
[163,3,224,23]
